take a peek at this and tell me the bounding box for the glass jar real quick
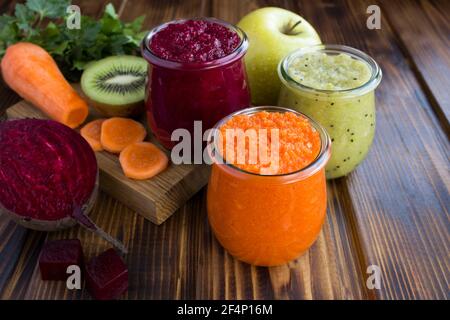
[206,106,331,266]
[278,45,382,179]
[141,18,251,149]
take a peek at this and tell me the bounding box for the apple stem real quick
[286,20,303,35]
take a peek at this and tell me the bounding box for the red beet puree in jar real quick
[141,18,250,149]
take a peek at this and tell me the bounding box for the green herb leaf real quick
[104,3,118,19]
[73,59,88,70]
[100,14,122,34]
[125,15,145,33]
[26,0,70,19]
[15,4,35,25]
[0,1,146,81]
[0,15,19,55]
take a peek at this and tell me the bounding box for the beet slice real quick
[0,119,98,229]
[0,119,127,253]
[39,239,84,281]
[85,248,128,300]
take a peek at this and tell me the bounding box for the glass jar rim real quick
[278,44,382,96]
[207,106,331,181]
[141,17,249,71]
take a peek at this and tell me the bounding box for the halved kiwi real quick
[81,55,148,117]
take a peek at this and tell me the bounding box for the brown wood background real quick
[0,0,449,300]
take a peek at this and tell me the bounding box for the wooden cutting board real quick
[6,99,210,225]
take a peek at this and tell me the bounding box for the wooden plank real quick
[12,0,217,300]
[380,0,450,134]
[6,100,210,225]
[19,187,369,300]
[0,0,124,300]
[0,19,30,298]
[0,0,139,300]
[1,0,449,300]
[0,229,47,299]
[21,192,138,299]
[19,190,206,300]
[4,0,367,299]
[298,0,449,299]
[118,0,212,29]
[2,0,214,225]
[0,216,28,294]
[200,0,369,300]
[193,184,370,299]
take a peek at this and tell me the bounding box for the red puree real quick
[149,20,240,62]
[143,19,250,149]
[0,119,97,221]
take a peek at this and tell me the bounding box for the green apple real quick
[237,7,321,106]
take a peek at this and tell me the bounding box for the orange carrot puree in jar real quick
[206,106,331,266]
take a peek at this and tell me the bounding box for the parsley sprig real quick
[0,0,146,81]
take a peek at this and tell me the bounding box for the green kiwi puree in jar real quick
[278,45,382,179]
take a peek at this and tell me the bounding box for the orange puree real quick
[207,108,330,266]
[218,111,321,174]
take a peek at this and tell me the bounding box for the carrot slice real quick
[80,119,106,151]
[100,117,146,153]
[119,142,169,180]
[1,42,88,128]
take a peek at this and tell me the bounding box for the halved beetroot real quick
[0,119,98,231]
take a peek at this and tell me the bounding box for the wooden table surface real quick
[0,0,448,300]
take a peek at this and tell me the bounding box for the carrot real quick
[80,119,106,151]
[1,43,88,128]
[119,142,169,180]
[100,117,146,153]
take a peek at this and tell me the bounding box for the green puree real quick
[288,52,372,90]
[279,51,376,179]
